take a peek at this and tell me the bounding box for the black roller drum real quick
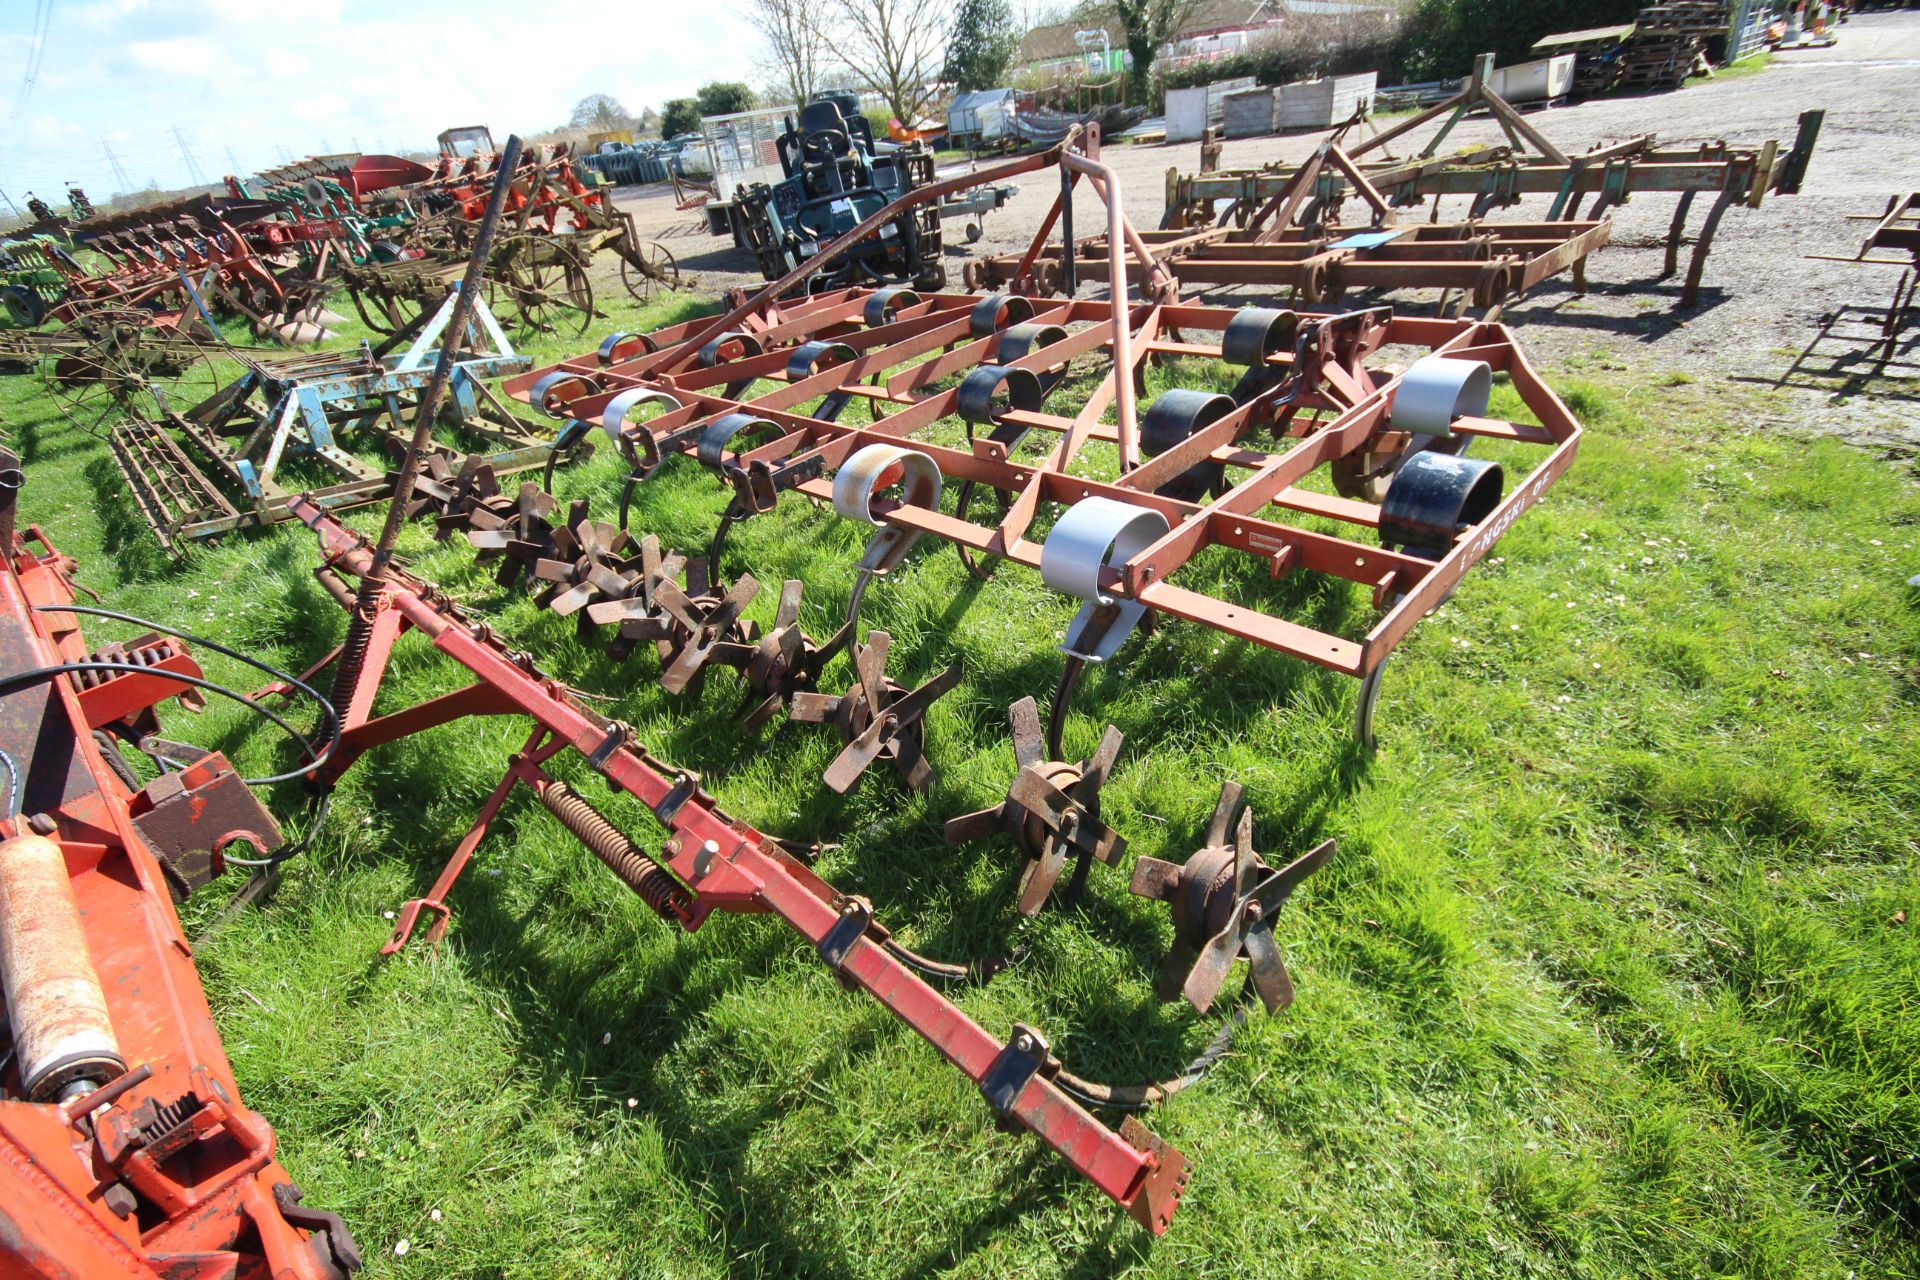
[968,293,1035,339]
[785,340,855,380]
[957,365,1043,426]
[1220,307,1298,367]
[697,330,762,367]
[1142,389,1234,502]
[864,288,920,327]
[996,322,1068,365]
[1378,451,1504,552]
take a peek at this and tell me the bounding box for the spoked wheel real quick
[620,240,680,301]
[487,234,594,338]
[47,348,165,437]
[148,335,228,415]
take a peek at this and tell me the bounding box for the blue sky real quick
[0,0,761,202]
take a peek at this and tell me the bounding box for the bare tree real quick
[744,0,836,108]
[569,93,635,133]
[1112,0,1200,101]
[835,0,951,125]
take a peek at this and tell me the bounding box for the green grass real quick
[3,279,1918,1279]
[1697,51,1776,85]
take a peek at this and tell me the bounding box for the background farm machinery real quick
[975,125,1612,320]
[107,288,578,555]
[0,235,86,329]
[340,131,681,337]
[1163,61,1824,310]
[707,92,954,293]
[0,310,232,437]
[0,460,360,1278]
[1799,191,1920,367]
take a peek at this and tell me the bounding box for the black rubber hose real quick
[1051,978,1256,1113]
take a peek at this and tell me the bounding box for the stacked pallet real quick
[1618,1,1727,91]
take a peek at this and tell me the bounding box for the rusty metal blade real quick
[944,806,1006,844]
[1182,916,1245,1015]
[1129,855,1181,901]
[1082,724,1124,787]
[856,631,891,711]
[1016,840,1067,916]
[1253,838,1335,913]
[1241,924,1295,1014]
[1207,781,1243,848]
[1008,695,1045,770]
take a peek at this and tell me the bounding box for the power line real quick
[169,125,206,186]
[224,146,243,180]
[99,141,132,192]
[8,0,55,124]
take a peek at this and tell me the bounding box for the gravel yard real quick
[618,8,1920,457]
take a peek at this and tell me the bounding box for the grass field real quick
[4,279,1917,1279]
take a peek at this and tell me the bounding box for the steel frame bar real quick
[1802,192,1920,363]
[287,497,1190,1234]
[975,220,1612,315]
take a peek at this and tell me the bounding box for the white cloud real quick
[4,0,763,193]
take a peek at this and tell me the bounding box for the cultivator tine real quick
[1130,782,1334,1015]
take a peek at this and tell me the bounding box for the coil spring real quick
[539,781,690,919]
[327,586,380,716]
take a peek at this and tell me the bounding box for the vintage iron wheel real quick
[487,233,594,338]
[620,240,680,301]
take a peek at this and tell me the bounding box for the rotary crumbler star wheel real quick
[406,454,504,540]
[705,579,847,731]
[529,508,636,620]
[620,240,681,302]
[578,534,689,661]
[1129,782,1333,1016]
[465,482,562,588]
[943,696,1128,916]
[789,630,960,795]
[487,233,594,339]
[647,565,762,698]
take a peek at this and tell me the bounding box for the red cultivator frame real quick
[256,127,1583,1238]
[290,498,1193,1233]
[0,458,360,1278]
[508,127,1580,741]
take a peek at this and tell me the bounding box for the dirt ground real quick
[617,9,1920,459]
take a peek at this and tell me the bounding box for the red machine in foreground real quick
[0,452,359,1278]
